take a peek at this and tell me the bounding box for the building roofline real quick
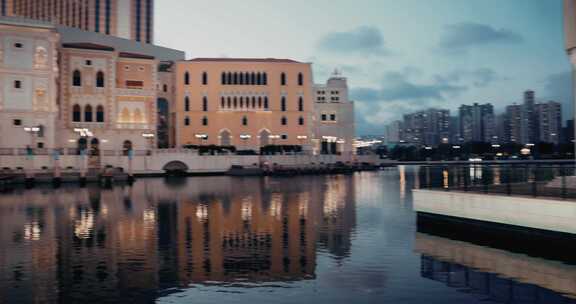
[62,43,115,51]
[119,52,156,60]
[186,58,303,63]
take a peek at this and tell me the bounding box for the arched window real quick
[73,70,82,86]
[281,72,286,86]
[298,97,304,111]
[221,72,227,85]
[250,73,256,85]
[256,73,261,85]
[163,84,168,92]
[227,97,231,108]
[202,116,208,126]
[221,97,225,108]
[239,97,244,108]
[72,104,81,122]
[202,72,208,85]
[263,73,268,85]
[184,71,190,85]
[281,116,287,125]
[245,72,250,85]
[184,116,190,126]
[298,73,304,86]
[227,72,232,84]
[203,96,208,111]
[239,73,244,85]
[96,105,104,122]
[264,97,269,109]
[252,97,256,108]
[184,96,190,111]
[281,96,286,112]
[233,72,238,85]
[257,97,262,108]
[96,71,105,88]
[299,116,304,125]
[133,108,144,123]
[233,97,237,108]
[242,116,248,126]
[84,104,93,122]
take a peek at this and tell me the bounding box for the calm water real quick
[1,166,575,303]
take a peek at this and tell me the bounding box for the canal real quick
[0,166,575,303]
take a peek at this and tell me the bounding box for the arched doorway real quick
[77,138,88,155]
[123,140,133,156]
[90,138,100,156]
[259,129,270,147]
[220,130,232,146]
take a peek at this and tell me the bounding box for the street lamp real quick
[239,134,252,150]
[142,133,155,155]
[195,133,208,146]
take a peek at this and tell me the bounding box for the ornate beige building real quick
[58,42,158,159]
[174,59,315,151]
[0,18,60,151]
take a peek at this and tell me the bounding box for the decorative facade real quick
[0,18,60,151]
[313,72,355,155]
[173,58,315,151]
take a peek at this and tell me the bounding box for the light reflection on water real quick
[0,167,574,304]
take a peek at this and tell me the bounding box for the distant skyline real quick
[155,0,572,135]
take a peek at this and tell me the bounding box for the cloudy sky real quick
[155,0,572,135]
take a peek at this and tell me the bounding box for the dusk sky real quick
[155,0,571,135]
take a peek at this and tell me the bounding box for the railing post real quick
[531,166,537,197]
[562,166,567,199]
[506,165,511,196]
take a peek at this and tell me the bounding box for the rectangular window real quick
[321,114,327,121]
[37,142,44,149]
[281,134,288,140]
[14,80,22,89]
[330,114,336,121]
[126,80,144,89]
[85,60,92,66]
[13,119,22,126]
[94,0,100,32]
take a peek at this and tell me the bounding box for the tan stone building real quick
[0,18,60,151]
[2,0,154,43]
[58,42,158,161]
[313,72,355,155]
[173,58,314,151]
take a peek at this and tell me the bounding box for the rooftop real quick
[187,58,302,63]
[62,43,115,51]
[119,52,155,60]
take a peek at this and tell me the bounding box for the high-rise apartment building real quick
[458,103,496,143]
[1,0,154,43]
[535,101,562,144]
[504,104,523,144]
[521,90,537,144]
[384,120,403,145]
[401,108,450,146]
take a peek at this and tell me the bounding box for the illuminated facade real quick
[1,0,154,43]
[173,59,314,151]
[58,42,158,161]
[0,18,60,150]
[313,72,355,155]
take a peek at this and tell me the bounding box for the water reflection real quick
[0,176,356,303]
[416,233,576,303]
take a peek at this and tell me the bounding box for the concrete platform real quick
[413,189,576,235]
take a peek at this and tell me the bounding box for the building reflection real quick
[415,233,576,303]
[0,175,356,303]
